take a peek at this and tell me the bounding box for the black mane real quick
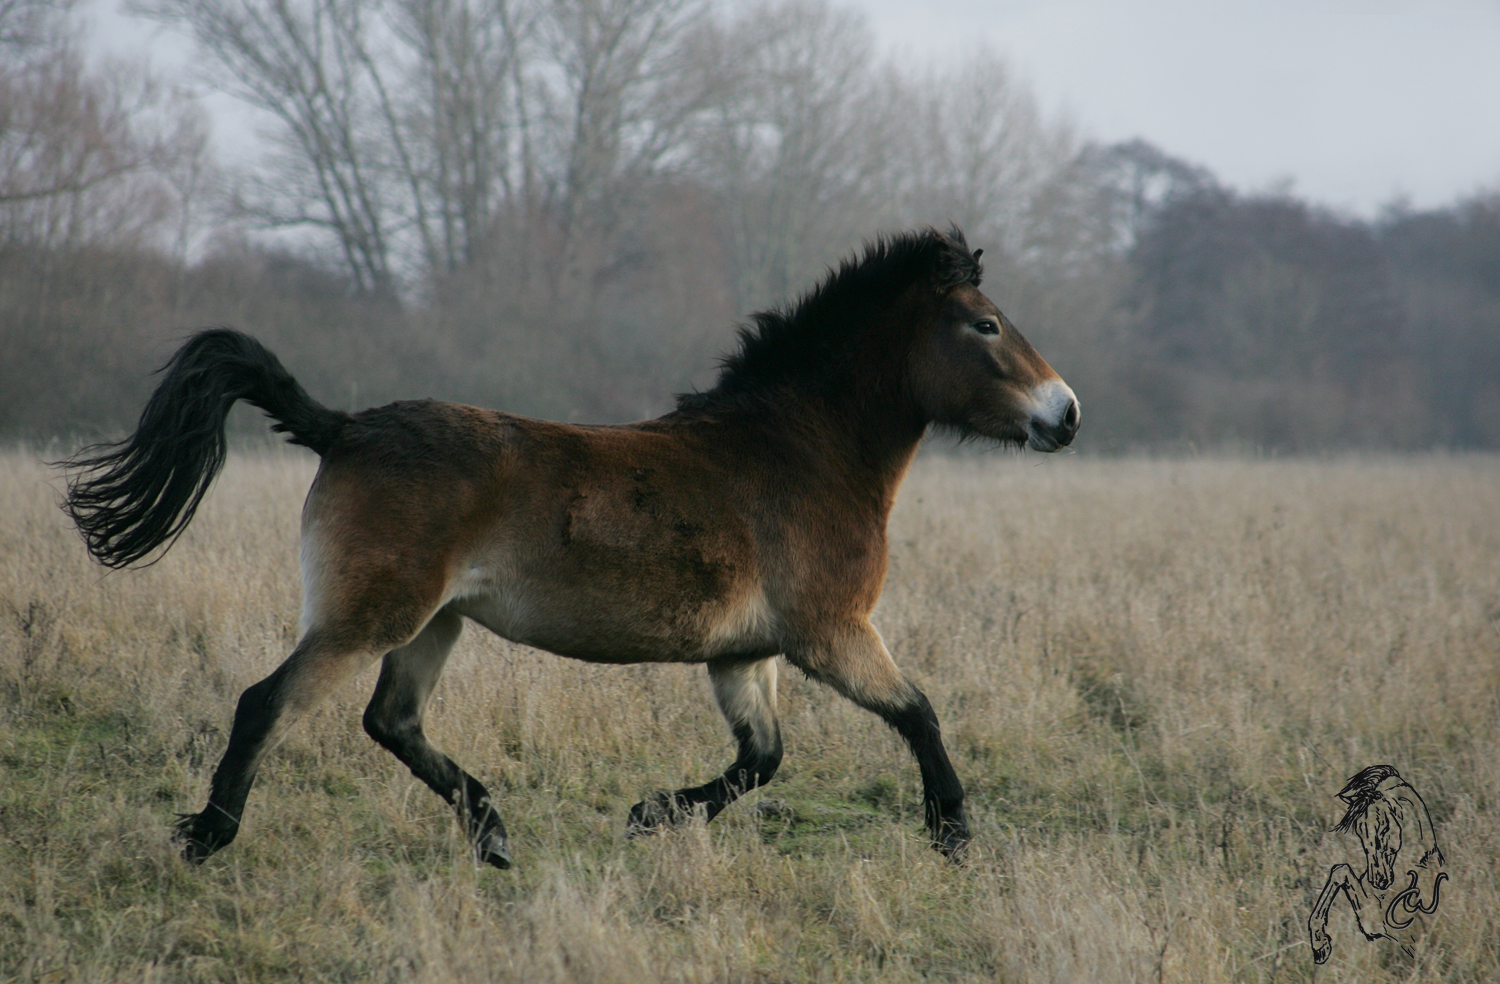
[678,227,982,411]
[1332,764,1401,833]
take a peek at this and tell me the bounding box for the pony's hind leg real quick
[627,656,783,834]
[175,628,388,862]
[788,624,969,860]
[362,607,511,868]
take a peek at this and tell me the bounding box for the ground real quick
[2,448,1498,983]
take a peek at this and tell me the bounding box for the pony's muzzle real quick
[1026,381,1080,452]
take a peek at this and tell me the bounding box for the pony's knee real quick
[760,729,784,777]
[730,719,783,784]
[225,669,293,746]
[395,606,463,663]
[876,689,943,744]
[235,673,280,718]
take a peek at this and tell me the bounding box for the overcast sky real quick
[89,0,1500,218]
[856,0,1500,215]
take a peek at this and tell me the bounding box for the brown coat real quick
[64,228,1079,868]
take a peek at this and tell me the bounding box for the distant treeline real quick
[2,0,1496,449]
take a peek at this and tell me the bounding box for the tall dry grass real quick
[1,447,1497,982]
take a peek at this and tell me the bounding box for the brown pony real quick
[61,227,1078,868]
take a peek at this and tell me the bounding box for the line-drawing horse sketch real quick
[1308,764,1448,963]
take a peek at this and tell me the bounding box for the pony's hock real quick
[61,227,1078,869]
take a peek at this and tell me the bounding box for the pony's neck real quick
[769,372,930,514]
[1394,791,1440,851]
[701,290,934,509]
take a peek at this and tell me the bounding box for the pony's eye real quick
[974,318,1000,336]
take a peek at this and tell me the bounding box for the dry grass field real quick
[2,447,1497,983]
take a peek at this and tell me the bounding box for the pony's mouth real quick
[1027,427,1067,452]
[1025,387,1080,452]
[1370,857,1396,891]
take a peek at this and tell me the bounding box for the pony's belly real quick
[448,570,779,664]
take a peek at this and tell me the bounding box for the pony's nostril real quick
[1063,400,1080,431]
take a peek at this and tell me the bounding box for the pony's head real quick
[903,229,1079,451]
[692,227,1079,452]
[1334,765,1406,890]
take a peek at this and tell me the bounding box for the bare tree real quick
[389,0,538,275]
[133,0,406,295]
[0,44,185,250]
[684,0,910,311]
[1085,138,1215,252]
[131,0,709,300]
[0,0,70,51]
[901,51,1123,277]
[530,0,714,307]
[906,57,1048,242]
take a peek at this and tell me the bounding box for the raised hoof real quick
[625,791,691,837]
[1311,938,1332,965]
[475,830,512,869]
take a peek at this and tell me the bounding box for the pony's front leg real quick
[627,656,783,834]
[1308,864,1354,964]
[789,623,969,861]
[1308,863,1386,963]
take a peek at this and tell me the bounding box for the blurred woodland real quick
[3,0,1497,449]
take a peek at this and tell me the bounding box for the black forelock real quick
[1332,764,1402,833]
[678,227,982,410]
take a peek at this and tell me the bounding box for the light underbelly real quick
[447,569,780,664]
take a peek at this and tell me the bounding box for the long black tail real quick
[60,329,351,569]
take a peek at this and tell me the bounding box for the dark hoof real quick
[625,791,691,837]
[1311,939,1332,965]
[475,830,512,869]
[172,812,233,865]
[931,818,971,864]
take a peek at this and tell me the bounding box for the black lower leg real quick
[363,712,511,868]
[628,721,783,832]
[879,691,969,859]
[452,770,511,869]
[175,670,285,862]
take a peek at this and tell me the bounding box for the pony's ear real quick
[972,248,984,262]
[932,228,983,289]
